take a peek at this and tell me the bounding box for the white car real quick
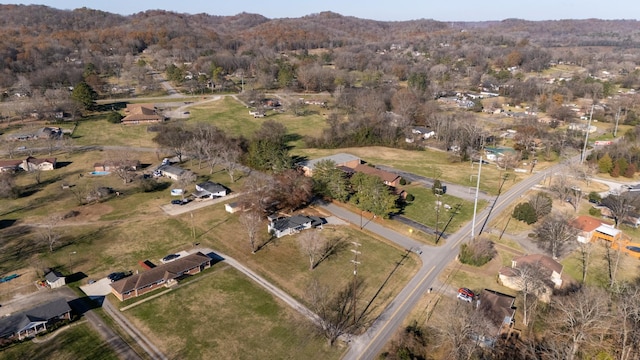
[457,292,473,302]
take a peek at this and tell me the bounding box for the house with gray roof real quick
[0,298,71,340]
[298,153,361,176]
[45,270,66,289]
[194,181,228,199]
[268,215,323,238]
[156,164,192,180]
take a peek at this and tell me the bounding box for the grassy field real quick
[0,322,118,360]
[126,265,344,360]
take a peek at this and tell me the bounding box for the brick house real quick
[121,104,164,125]
[110,252,213,301]
[298,153,361,177]
[351,163,402,187]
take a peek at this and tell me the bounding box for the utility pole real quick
[68,251,76,274]
[614,107,621,138]
[471,156,482,240]
[350,242,361,324]
[580,105,594,164]
[434,187,443,243]
[479,173,509,237]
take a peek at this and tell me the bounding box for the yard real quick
[125,265,344,360]
[0,321,118,360]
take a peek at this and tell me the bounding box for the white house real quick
[194,181,228,199]
[156,164,191,180]
[267,215,322,238]
[44,270,66,289]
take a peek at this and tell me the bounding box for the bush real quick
[458,237,496,266]
[512,202,538,224]
[405,193,415,202]
[588,191,601,203]
[106,111,123,124]
[588,207,602,217]
[399,177,407,186]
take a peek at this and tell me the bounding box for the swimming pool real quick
[90,171,111,176]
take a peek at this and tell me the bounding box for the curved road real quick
[335,158,574,360]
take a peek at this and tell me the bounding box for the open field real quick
[125,265,344,360]
[0,322,118,360]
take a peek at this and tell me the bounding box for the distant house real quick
[20,157,56,171]
[156,164,191,180]
[498,254,563,303]
[110,252,213,301]
[0,159,21,172]
[45,270,66,289]
[0,298,72,340]
[268,215,322,238]
[298,153,361,177]
[351,164,401,187]
[411,126,436,139]
[5,127,62,141]
[121,104,164,125]
[484,147,516,162]
[93,160,140,172]
[477,289,516,336]
[225,202,242,214]
[194,181,228,199]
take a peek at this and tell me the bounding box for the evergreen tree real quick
[71,81,97,110]
[598,153,613,173]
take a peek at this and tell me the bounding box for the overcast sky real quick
[5,0,640,21]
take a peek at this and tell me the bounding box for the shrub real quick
[512,202,538,224]
[588,207,602,217]
[405,193,415,202]
[458,237,496,266]
[399,177,407,186]
[106,111,123,124]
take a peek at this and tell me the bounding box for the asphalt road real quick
[335,159,570,360]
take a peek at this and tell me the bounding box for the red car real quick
[458,287,475,298]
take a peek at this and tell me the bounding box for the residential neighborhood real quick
[1,3,640,360]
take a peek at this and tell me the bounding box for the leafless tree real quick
[0,172,19,199]
[176,171,196,200]
[512,263,548,327]
[546,287,611,360]
[306,277,370,346]
[601,194,634,228]
[611,281,640,360]
[604,237,625,288]
[106,151,138,184]
[39,214,62,252]
[298,230,326,270]
[219,140,243,182]
[238,208,263,253]
[534,211,579,259]
[576,241,594,284]
[528,192,553,219]
[430,300,492,360]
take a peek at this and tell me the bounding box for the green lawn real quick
[0,322,118,360]
[126,265,344,360]
[72,118,157,148]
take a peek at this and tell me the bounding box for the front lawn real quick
[0,322,118,360]
[126,265,343,360]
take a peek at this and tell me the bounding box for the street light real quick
[68,251,76,274]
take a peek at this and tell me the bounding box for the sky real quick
[4,0,640,22]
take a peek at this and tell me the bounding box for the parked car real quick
[458,287,475,298]
[108,272,126,282]
[171,199,184,205]
[162,253,180,262]
[457,292,473,302]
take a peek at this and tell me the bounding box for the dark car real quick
[171,199,184,205]
[162,253,180,262]
[108,272,126,282]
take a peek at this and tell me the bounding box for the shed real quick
[45,270,66,289]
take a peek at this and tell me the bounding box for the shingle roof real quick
[512,254,563,275]
[197,181,226,194]
[478,289,516,329]
[352,164,400,184]
[271,215,313,232]
[571,215,603,232]
[0,298,71,338]
[45,270,64,283]
[110,252,211,295]
[298,153,360,170]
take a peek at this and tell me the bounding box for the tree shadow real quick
[0,219,18,230]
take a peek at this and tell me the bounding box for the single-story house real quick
[121,104,164,125]
[477,289,516,336]
[268,215,323,238]
[351,163,402,187]
[0,298,71,340]
[0,159,21,172]
[94,160,141,172]
[410,126,436,139]
[20,157,56,171]
[593,224,623,243]
[498,254,563,302]
[45,270,66,289]
[571,215,606,243]
[484,147,516,162]
[110,252,213,301]
[298,153,361,177]
[156,164,191,181]
[194,181,228,199]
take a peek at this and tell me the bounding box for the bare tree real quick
[512,263,548,326]
[546,287,611,360]
[602,194,633,228]
[298,230,326,270]
[430,300,492,360]
[40,214,62,252]
[176,171,196,200]
[576,241,594,284]
[0,172,19,199]
[238,208,263,253]
[306,277,371,346]
[219,140,242,182]
[612,282,640,360]
[528,192,553,219]
[106,151,138,184]
[534,212,579,259]
[604,238,624,288]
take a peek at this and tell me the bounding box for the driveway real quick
[161,193,241,216]
[80,278,112,298]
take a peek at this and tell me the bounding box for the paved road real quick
[335,158,572,359]
[375,164,493,202]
